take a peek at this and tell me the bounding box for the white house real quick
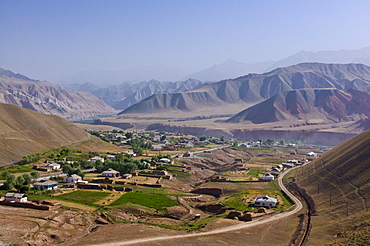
[159,158,171,164]
[4,193,28,203]
[63,174,83,183]
[307,152,318,157]
[254,196,278,208]
[45,162,61,170]
[101,168,120,177]
[287,159,299,164]
[88,156,105,163]
[122,173,132,179]
[261,173,275,181]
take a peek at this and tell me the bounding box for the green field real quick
[57,190,111,205]
[109,192,180,210]
[221,192,250,211]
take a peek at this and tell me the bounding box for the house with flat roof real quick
[4,193,28,203]
[33,180,58,190]
[45,162,61,170]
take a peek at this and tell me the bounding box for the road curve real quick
[90,167,303,246]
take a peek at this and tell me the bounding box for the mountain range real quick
[59,47,370,85]
[120,63,370,115]
[0,68,117,120]
[226,88,370,124]
[62,79,204,110]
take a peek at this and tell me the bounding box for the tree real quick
[16,175,25,186]
[133,147,143,156]
[125,132,133,139]
[220,135,225,142]
[232,141,238,147]
[21,173,32,185]
[1,170,11,180]
[199,136,207,141]
[265,138,275,145]
[160,135,167,141]
[62,164,73,175]
[30,171,40,179]
[3,174,16,190]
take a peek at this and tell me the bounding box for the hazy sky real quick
[1,0,370,83]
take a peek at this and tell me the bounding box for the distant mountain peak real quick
[0,67,35,81]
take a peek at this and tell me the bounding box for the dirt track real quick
[87,167,303,246]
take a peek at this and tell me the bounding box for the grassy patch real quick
[221,192,250,211]
[109,192,179,210]
[1,165,33,176]
[247,169,264,177]
[171,170,191,178]
[57,190,111,205]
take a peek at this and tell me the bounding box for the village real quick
[0,130,323,233]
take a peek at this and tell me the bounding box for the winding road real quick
[90,166,303,246]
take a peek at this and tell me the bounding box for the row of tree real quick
[1,171,39,192]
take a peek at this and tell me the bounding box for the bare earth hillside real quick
[0,68,117,120]
[0,103,92,165]
[296,130,370,244]
[227,88,370,124]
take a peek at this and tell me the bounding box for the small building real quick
[261,173,275,181]
[4,193,28,203]
[63,174,83,183]
[254,196,278,208]
[122,173,132,179]
[101,168,120,177]
[307,152,317,157]
[159,158,171,164]
[89,156,105,163]
[271,167,281,173]
[33,180,58,190]
[45,162,61,170]
[287,159,299,164]
[183,142,194,148]
[183,151,193,157]
[107,155,116,160]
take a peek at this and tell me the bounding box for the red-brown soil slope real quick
[227,88,370,124]
[120,63,370,114]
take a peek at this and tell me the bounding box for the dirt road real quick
[89,167,303,246]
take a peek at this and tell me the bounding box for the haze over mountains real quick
[59,47,370,85]
[0,68,117,120]
[62,79,204,110]
[120,63,370,115]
